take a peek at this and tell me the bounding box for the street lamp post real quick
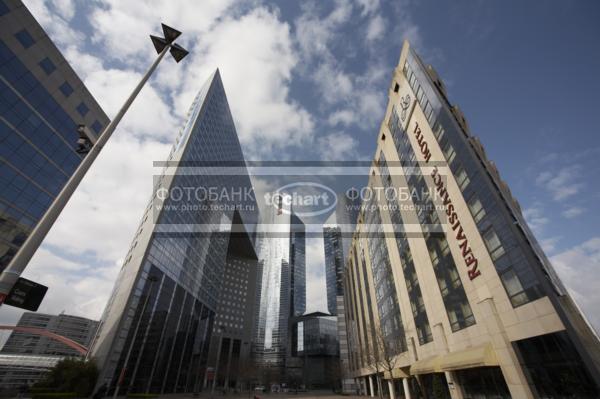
[0,24,188,304]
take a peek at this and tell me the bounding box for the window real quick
[443,143,456,165]
[455,167,470,191]
[91,120,103,134]
[433,122,445,140]
[501,269,527,306]
[483,228,506,261]
[393,83,400,93]
[468,197,486,223]
[39,57,56,75]
[59,82,73,97]
[76,102,89,116]
[425,102,434,123]
[416,86,424,105]
[409,71,416,90]
[438,237,451,256]
[428,246,440,266]
[15,29,34,48]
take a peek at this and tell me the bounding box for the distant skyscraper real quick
[89,70,259,394]
[254,203,290,371]
[324,193,360,315]
[290,213,305,317]
[323,225,342,316]
[1,312,98,357]
[0,0,109,272]
[323,193,359,394]
[253,200,305,375]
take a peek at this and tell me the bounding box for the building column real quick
[387,379,395,399]
[477,291,535,399]
[444,371,464,399]
[402,378,411,399]
[369,375,375,397]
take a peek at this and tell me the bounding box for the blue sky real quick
[1,0,599,336]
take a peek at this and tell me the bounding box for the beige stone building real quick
[342,41,600,399]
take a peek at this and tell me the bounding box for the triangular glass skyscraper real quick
[90,70,259,393]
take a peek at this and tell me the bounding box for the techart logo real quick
[265,182,337,217]
[400,94,411,121]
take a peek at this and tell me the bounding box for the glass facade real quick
[323,225,343,314]
[378,152,433,345]
[388,106,475,332]
[0,6,109,272]
[90,70,259,393]
[290,213,305,316]
[514,331,599,398]
[253,205,296,369]
[363,191,407,356]
[402,50,545,308]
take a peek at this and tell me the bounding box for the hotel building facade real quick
[342,41,600,399]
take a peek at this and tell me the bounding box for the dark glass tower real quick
[290,213,305,317]
[0,0,109,271]
[89,70,259,394]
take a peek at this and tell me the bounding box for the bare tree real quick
[365,323,401,399]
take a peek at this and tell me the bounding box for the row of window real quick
[379,152,434,345]
[403,61,436,126]
[9,27,104,132]
[402,59,542,309]
[389,105,476,332]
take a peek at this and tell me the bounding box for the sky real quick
[1,0,600,339]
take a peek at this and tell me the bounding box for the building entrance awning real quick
[410,344,498,375]
[410,355,442,375]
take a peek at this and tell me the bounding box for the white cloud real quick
[318,132,359,161]
[540,236,561,254]
[327,109,357,127]
[551,237,600,332]
[366,14,386,42]
[355,0,380,16]
[563,206,584,219]
[523,204,549,235]
[24,0,84,46]
[89,0,237,64]
[50,0,75,20]
[536,165,583,201]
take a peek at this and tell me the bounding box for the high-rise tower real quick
[0,0,109,272]
[343,41,600,399]
[89,70,259,394]
[253,198,305,379]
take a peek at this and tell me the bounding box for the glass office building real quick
[323,224,343,315]
[253,203,305,376]
[343,41,600,399]
[290,213,305,317]
[324,194,360,316]
[89,70,259,394]
[0,0,109,272]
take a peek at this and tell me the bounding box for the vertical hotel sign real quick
[399,91,481,280]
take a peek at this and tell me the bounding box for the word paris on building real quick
[341,41,600,399]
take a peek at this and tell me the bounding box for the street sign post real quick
[2,277,48,311]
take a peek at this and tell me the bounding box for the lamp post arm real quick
[0,45,170,300]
